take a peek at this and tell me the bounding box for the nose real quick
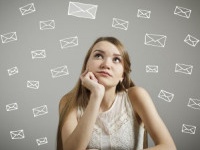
[100,58,112,69]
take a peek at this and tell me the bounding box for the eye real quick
[94,53,103,59]
[113,57,121,63]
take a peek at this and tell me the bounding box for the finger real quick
[88,72,98,82]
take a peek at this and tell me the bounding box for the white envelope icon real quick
[40,20,55,30]
[6,103,18,111]
[27,80,39,89]
[174,6,191,19]
[33,105,48,117]
[145,33,167,47]
[60,36,78,49]
[175,63,193,75]
[146,65,158,73]
[187,98,200,110]
[68,2,98,19]
[51,65,69,78]
[10,129,25,139]
[184,34,199,47]
[137,9,151,19]
[19,3,36,16]
[36,137,48,146]
[112,18,129,30]
[158,90,174,102]
[31,50,46,59]
[7,66,19,76]
[1,32,17,44]
[182,124,196,134]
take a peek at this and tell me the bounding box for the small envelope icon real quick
[174,6,191,19]
[184,34,199,47]
[112,18,129,30]
[36,137,48,146]
[158,90,174,102]
[1,32,17,44]
[40,20,55,30]
[7,66,19,76]
[175,63,193,75]
[33,105,48,117]
[31,50,46,59]
[146,65,158,73]
[68,2,98,19]
[10,129,25,139]
[145,33,167,47]
[60,36,78,49]
[137,9,151,19]
[51,65,69,78]
[27,80,39,89]
[187,98,200,110]
[6,103,18,111]
[19,3,36,16]
[182,124,196,134]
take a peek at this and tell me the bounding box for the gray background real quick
[0,0,200,149]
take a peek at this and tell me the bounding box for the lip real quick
[97,71,112,77]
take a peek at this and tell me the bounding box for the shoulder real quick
[59,94,68,114]
[127,86,150,99]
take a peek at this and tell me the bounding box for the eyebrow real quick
[93,49,122,57]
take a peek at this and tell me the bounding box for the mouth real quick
[97,71,112,77]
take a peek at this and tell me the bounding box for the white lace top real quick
[77,91,145,150]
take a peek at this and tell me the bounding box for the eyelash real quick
[94,53,121,63]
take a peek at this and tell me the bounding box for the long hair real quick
[56,37,135,150]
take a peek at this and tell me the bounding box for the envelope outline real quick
[7,66,19,76]
[27,80,39,89]
[182,124,196,134]
[174,6,191,18]
[112,18,129,30]
[1,32,17,44]
[51,65,69,78]
[33,105,48,117]
[175,63,193,75]
[145,34,167,47]
[40,20,55,30]
[137,9,151,18]
[158,90,174,102]
[60,36,78,49]
[19,3,36,16]
[6,103,18,111]
[10,129,25,139]
[31,50,46,59]
[36,137,48,146]
[187,98,200,110]
[184,34,199,47]
[68,2,98,19]
[146,65,158,73]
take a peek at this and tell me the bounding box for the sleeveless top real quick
[77,91,146,150]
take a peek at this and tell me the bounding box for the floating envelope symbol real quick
[10,129,25,139]
[112,18,129,30]
[175,63,193,75]
[184,34,199,47]
[68,2,98,19]
[33,105,48,117]
[19,3,36,16]
[182,124,196,134]
[36,137,48,146]
[7,66,19,76]
[137,9,151,18]
[145,33,167,47]
[174,6,191,19]
[51,65,69,78]
[158,90,174,102]
[27,80,39,89]
[31,50,46,59]
[6,103,18,111]
[1,32,17,44]
[146,65,158,73]
[60,36,78,49]
[40,20,55,30]
[187,98,200,110]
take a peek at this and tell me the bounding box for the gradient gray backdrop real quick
[0,0,200,149]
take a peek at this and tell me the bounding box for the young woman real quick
[57,37,176,150]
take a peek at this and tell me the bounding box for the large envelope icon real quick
[112,18,129,30]
[33,105,48,117]
[7,66,19,76]
[51,65,69,78]
[31,50,46,59]
[158,90,174,102]
[68,2,98,19]
[187,98,200,110]
[60,36,78,49]
[40,20,55,30]
[1,32,17,44]
[27,80,39,89]
[6,103,18,111]
[184,34,199,47]
[182,124,196,134]
[36,137,48,146]
[137,9,151,18]
[19,3,36,16]
[10,129,25,139]
[146,65,158,73]
[145,33,167,47]
[175,63,193,75]
[174,6,191,19]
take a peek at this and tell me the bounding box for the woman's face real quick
[86,41,124,88]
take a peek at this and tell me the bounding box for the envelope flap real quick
[190,98,200,105]
[114,18,128,25]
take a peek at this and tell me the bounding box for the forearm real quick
[144,144,176,150]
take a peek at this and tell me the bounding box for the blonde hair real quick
[56,37,135,150]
